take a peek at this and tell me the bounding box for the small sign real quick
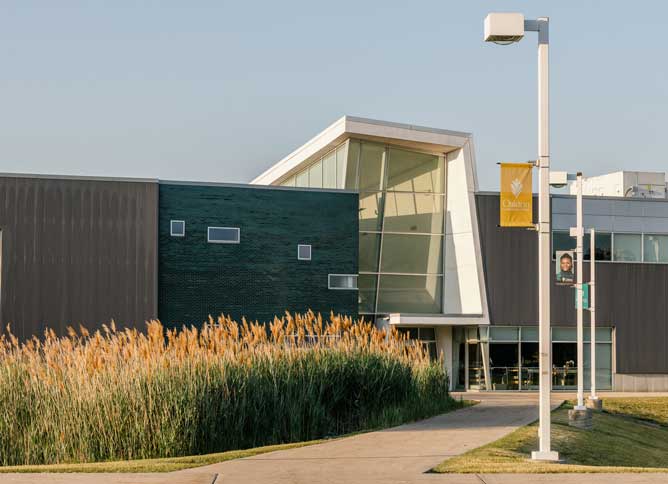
[556,250,575,285]
[499,163,533,227]
[575,283,589,309]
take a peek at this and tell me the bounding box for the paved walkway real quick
[175,392,557,483]
[3,392,668,483]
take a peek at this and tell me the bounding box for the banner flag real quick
[500,163,533,227]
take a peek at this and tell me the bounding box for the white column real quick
[575,173,585,409]
[590,229,597,398]
[532,17,559,461]
[435,326,454,391]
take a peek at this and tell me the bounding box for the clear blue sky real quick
[1,1,667,190]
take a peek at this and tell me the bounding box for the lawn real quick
[0,440,323,473]
[433,397,668,474]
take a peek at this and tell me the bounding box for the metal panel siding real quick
[476,193,668,374]
[0,177,158,338]
[158,184,358,326]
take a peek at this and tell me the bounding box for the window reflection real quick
[383,192,444,234]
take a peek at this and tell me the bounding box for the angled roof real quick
[251,116,472,185]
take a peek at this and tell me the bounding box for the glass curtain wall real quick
[279,139,446,316]
[453,326,613,391]
[355,141,445,315]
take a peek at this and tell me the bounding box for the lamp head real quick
[484,13,525,44]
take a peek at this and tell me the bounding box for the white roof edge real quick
[251,116,473,185]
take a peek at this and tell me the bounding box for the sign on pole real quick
[499,163,533,227]
[575,283,589,309]
[555,250,575,285]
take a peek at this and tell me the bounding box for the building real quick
[0,175,358,338]
[569,171,667,199]
[2,115,668,391]
[252,116,668,392]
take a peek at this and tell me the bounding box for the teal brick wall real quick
[158,183,358,326]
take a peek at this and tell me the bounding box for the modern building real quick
[0,174,358,339]
[252,116,668,393]
[2,116,668,392]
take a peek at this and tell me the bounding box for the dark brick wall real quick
[158,183,358,326]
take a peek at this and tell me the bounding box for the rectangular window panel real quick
[584,232,612,261]
[295,170,309,188]
[380,234,443,274]
[520,327,539,342]
[170,220,185,237]
[297,244,311,260]
[335,142,349,189]
[489,327,519,342]
[343,140,359,190]
[358,142,385,191]
[383,192,444,234]
[208,227,240,244]
[359,192,384,231]
[552,327,576,342]
[358,273,377,313]
[386,147,444,193]
[328,274,358,290]
[552,231,575,259]
[322,150,336,189]
[376,274,442,314]
[359,232,381,273]
[644,234,668,263]
[308,159,323,188]
[613,233,641,261]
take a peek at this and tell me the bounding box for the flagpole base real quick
[531,450,560,461]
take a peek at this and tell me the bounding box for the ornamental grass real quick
[0,311,452,466]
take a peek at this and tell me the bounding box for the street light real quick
[484,12,559,462]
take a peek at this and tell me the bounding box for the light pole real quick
[574,173,586,410]
[590,228,597,400]
[484,13,559,461]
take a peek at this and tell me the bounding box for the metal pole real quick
[590,228,597,398]
[530,17,558,461]
[575,173,585,409]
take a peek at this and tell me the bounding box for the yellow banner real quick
[500,163,533,227]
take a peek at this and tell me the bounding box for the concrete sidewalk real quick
[175,392,557,483]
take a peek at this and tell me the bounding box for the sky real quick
[1,1,667,190]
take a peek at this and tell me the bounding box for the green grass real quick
[433,397,668,474]
[0,440,323,473]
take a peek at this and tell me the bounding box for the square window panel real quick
[297,244,312,260]
[170,220,185,237]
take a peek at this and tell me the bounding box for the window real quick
[170,220,185,237]
[328,274,358,290]
[552,230,613,261]
[613,233,641,261]
[644,234,668,263]
[208,227,240,244]
[297,244,312,261]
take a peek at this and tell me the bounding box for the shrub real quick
[0,312,453,465]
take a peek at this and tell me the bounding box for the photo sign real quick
[555,250,575,285]
[499,163,533,227]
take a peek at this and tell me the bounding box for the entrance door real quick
[467,342,484,390]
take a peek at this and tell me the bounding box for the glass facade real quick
[552,230,668,263]
[280,139,446,315]
[453,326,614,391]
